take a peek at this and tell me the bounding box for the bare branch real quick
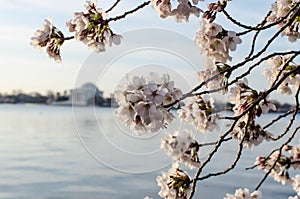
[196,117,251,181]
[224,3,299,32]
[188,119,239,199]
[263,109,295,130]
[270,87,300,141]
[106,0,122,13]
[107,1,150,22]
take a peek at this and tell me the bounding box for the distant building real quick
[52,83,103,106]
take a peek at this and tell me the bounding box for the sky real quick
[0,0,296,103]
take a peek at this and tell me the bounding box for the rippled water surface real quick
[0,104,298,199]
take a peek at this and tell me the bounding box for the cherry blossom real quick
[264,55,300,95]
[196,62,231,94]
[194,19,242,63]
[267,0,300,42]
[66,0,122,52]
[151,0,202,22]
[284,143,300,170]
[289,196,299,199]
[114,73,182,134]
[292,174,300,196]
[178,95,218,133]
[160,129,201,169]
[229,78,277,118]
[231,119,272,149]
[255,151,293,185]
[157,162,191,199]
[171,0,202,22]
[224,188,262,199]
[30,18,64,62]
[151,0,172,18]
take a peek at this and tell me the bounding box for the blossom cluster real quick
[203,1,228,22]
[229,78,276,117]
[31,1,122,61]
[267,0,300,42]
[285,143,300,170]
[224,188,262,199]
[160,129,201,169]
[256,142,300,196]
[151,0,202,22]
[178,95,218,133]
[264,55,300,95]
[30,18,64,62]
[114,73,183,134]
[231,119,272,149]
[194,19,242,63]
[196,62,231,93]
[66,0,122,52]
[156,162,191,199]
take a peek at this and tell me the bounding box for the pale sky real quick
[0,0,296,103]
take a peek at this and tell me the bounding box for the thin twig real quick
[107,1,150,22]
[106,0,121,13]
[198,137,232,148]
[63,36,74,41]
[263,109,295,130]
[270,87,300,141]
[231,10,299,73]
[224,3,299,31]
[188,119,239,199]
[197,117,251,181]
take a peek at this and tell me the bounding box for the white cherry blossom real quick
[195,19,242,63]
[161,129,200,169]
[178,96,218,133]
[292,175,300,196]
[151,0,172,18]
[66,1,122,53]
[264,55,300,95]
[114,73,182,134]
[224,188,262,199]
[31,18,64,62]
[267,0,300,42]
[157,162,191,199]
[171,0,202,22]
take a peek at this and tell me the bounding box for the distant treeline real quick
[0,91,296,112]
[0,91,114,107]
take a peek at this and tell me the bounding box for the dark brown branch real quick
[64,36,74,41]
[246,11,271,57]
[106,0,121,13]
[224,3,299,32]
[263,109,295,130]
[198,137,232,148]
[107,1,150,22]
[270,87,300,141]
[196,117,251,181]
[188,119,239,199]
[231,10,299,73]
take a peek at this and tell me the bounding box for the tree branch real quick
[107,1,150,22]
[106,0,122,13]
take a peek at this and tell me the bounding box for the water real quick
[0,104,298,199]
